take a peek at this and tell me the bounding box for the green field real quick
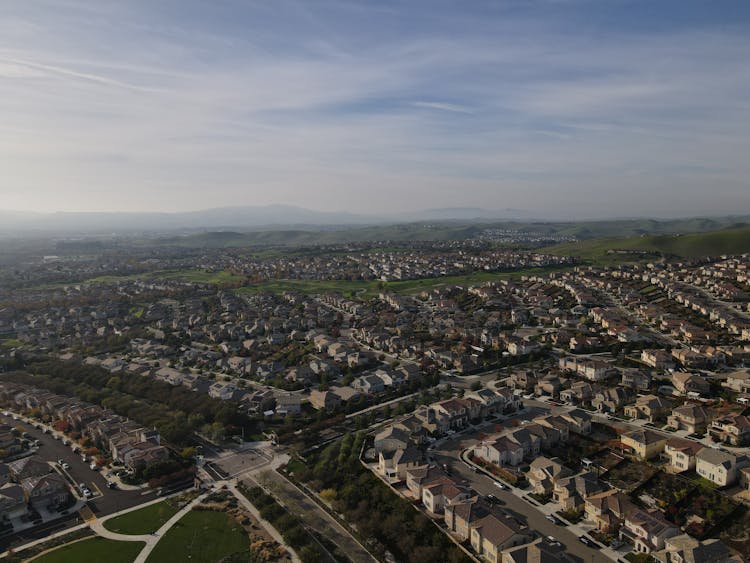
[145,509,249,563]
[32,537,144,563]
[548,225,750,263]
[235,265,572,298]
[103,500,179,535]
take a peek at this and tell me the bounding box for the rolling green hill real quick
[548,225,750,262]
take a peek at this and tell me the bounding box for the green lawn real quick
[146,509,249,563]
[103,500,180,535]
[32,537,144,563]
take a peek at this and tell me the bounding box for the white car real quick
[494,481,507,490]
[62,462,70,470]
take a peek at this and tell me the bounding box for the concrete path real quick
[132,492,209,563]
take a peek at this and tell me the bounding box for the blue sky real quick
[1,0,749,219]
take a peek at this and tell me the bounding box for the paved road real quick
[432,445,610,563]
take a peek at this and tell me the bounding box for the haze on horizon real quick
[1,0,749,220]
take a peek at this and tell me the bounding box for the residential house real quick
[527,457,572,495]
[653,534,733,563]
[561,409,593,435]
[641,350,675,371]
[664,438,704,473]
[374,425,411,453]
[275,393,301,416]
[724,370,750,394]
[470,513,533,563]
[667,405,711,434]
[710,414,750,446]
[308,390,341,412]
[378,446,423,481]
[621,429,668,460]
[553,471,604,510]
[534,375,562,398]
[622,509,680,553]
[592,387,634,414]
[585,489,635,533]
[621,369,653,391]
[696,447,750,487]
[624,395,673,422]
[0,483,27,521]
[422,477,468,515]
[502,537,574,563]
[473,435,525,467]
[21,473,70,511]
[672,373,711,396]
[560,381,593,405]
[7,458,51,482]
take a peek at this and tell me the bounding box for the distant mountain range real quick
[0,205,534,235]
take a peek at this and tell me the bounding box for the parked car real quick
[62,463,70,470]
[579,536,599,548]
[494,481,507,490]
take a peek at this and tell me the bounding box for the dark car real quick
[486,494,500,505]
[579,535,599,548]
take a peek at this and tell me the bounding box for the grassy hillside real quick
[548,225,750,262]
[141,215,750,248]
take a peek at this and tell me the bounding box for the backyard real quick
[603,460,658,492]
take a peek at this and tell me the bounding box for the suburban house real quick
[308,390,341,411]
[653,534,732,563]
[641,350,675,371]
[709,414,750,446]
[584,489,635,533]
[502,537,575,563]
[377,446,423,481]
[695,447,750,487]
[667,404,711,434]
[444,496,493,541]
[422,477,469,515]
[473,435,525,467]
[621,429,668,460]
[20,473,70,511]
[624,395,672,422]
[724,369,750,394]
[621,509,680,553]
[559,382,593,405]
[0,483,27,521]
[664,438,704,473]
[592,387,634,413]
[527,457,572,495]
[553,471,604,510]
[470,513,533,563]
[672,373,711,396]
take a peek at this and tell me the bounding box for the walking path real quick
[132,492,209,563]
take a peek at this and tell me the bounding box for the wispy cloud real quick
[410,101,474,114]
[0,1,749,218]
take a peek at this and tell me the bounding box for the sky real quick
[1,0,749,220]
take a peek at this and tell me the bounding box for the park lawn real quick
[146,509,249,563]
[103,500,180,535]
[33,537,144,563]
